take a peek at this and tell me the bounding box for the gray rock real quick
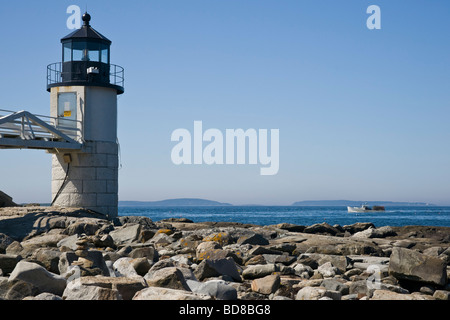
[92,234,116,249]
[63,220,100,236]
[342,222,375,234]
[370,289,431,300]
[31,248,60,274]
[0,254,21,274]
[144,267,190,290]
[297,255,319,269]
[317,262,339,278]
[150,233,174,246]
[133,286,212,300]
[0,277,39,300]
[170,254,192,266]
[247,246,282,256]
[389,247,447,286]
[295,286,341,300]
[117,245,133,256]
[245,255,266,266]
[263,254,296,265]
[57,234,79,250]
[303,223,340,236]
[113,257,141,278]
[393,240,415,248]
[349,280,368,296]
[268,243,297,254]
[293,263,314,278]
[375,226,397,237]
[0,190,17,208]
[63,281,120,300]
[301,253,351,273]
[59,250,109,277]
[422,246,444,257]
[0,233,15,253]
[242,264,277,280]
[272,223,305,232]
[277,264,295,276]
[24,292,63,300]
[341,293,359,300]
[334,242,384,256]
[177,267,198,281]
[149,259,176,272]
[129,247,158,262]
[0,207,107,241]
[321,279,349,295]
[5,241,23,255]
[194,257,241,282]
[202,232,233,246]
[116,216,156,229]
[251,274,280,295]
[237,234,269,246]
[352,226,396,239]
[109,223,141,245]
[9,260,66,296]
[433,290,450,300]
[419,285,435,295]
[58,252,77,275]
[196,241,222,260]
[69,275,147,300]
[187,279,238,300]
[348,255,390,271]
[105,260,115,277]
[20,233,67,251]
[374,283,409,295]
[132,257,152,276]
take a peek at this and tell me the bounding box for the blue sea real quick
[118,206,450,228]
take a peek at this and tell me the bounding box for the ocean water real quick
[118,206,450,228]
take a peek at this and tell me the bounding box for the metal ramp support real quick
[0,109,82,151]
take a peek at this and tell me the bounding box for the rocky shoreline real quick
[0,206,449,300]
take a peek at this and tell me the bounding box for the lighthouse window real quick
[57,92,77,129]
[101,45,109,64]
[72,42,85,61]
[87,42,100,62]
[88,49,100,62]
[63,43,72,62]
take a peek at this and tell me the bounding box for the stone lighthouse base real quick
[51,141,119,218]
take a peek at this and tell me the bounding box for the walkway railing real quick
[0,109,82,149]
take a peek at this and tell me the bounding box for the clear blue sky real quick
[1,0,449,205]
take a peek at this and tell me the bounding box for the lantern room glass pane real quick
[87,42,100,62]
[72,42,85,61]
[63,43,71,62]
[101,46,109,64]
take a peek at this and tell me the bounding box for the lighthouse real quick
[46,13,124,218]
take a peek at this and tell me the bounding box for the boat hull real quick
[347,206,385,213]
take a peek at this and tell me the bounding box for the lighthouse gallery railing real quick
[47,62,124,89]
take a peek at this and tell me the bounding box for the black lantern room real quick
[47,13,124,94]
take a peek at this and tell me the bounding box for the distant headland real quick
[117,198,433,207]
[119,198,232,207]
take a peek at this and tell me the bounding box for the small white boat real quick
[347,204,385,213]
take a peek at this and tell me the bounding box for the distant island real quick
[292,200,432,206]
[118,198,433,207]
[119,198,232,207]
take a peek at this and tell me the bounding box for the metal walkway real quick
[0,109,82,151]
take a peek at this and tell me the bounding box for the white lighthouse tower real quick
[46,13,124,217]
